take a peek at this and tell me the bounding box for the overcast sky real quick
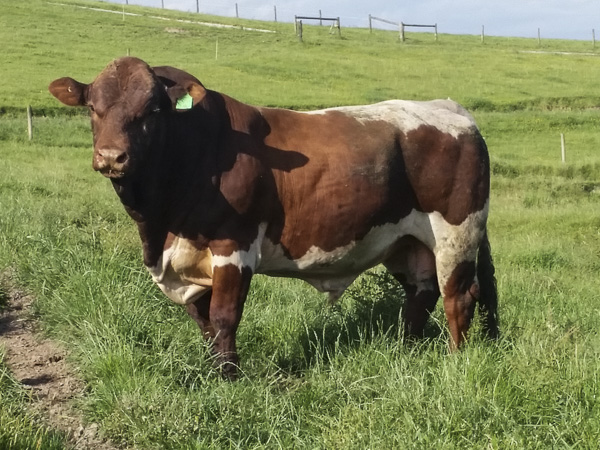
[117,0,600,40]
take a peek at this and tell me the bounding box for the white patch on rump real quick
[429,201,489,291]
[303,99,477,139]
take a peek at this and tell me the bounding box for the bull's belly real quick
[256,210,436,297]
[259,210,434,273]
[145,207,485,306]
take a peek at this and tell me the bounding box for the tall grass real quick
[1,0,600,447]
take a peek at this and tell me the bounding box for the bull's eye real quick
[88,104,95,113]
[150,106,161,114]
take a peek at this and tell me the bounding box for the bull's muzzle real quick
[93,148,129,178]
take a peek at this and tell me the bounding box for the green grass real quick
[3,0,600,112]
[0,350,67,449]
[1,0,600,447]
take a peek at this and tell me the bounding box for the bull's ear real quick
[165,85,187,108]
[172,81,207,111]
[187,82,206,106]
[48,77,87,106]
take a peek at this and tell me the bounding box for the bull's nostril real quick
[115,153,128,164]
[94,149,128,175]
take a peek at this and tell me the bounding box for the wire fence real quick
[106,1,600,43]
[114,1,366,27]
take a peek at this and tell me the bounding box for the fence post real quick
[538,28,541,46]
[235,3,238,18]
[161,0,164,8]
[27,106,33,141]
[319,10,322,26]
[400,22,405,42]
[297,20,303,42]
[196,0,199,13]
[434,23,438,41]
[593,29,596,49]
[481,25,485,44]
[369,14,372,33]
[561,133,566,163]
[274,5,277,22]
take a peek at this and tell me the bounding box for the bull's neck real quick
[111,92,227,266]
[111,91,267,267]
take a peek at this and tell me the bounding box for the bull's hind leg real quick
[384,238,440,338]
[440,261,478,349]
[186,292,215,340]
[430,208,488,349]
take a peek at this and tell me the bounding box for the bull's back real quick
[258,99,487,240]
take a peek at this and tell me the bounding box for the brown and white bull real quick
[49,57,498,379]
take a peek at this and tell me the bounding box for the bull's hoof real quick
[219,361,239,381]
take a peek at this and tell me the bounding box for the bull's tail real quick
[477,230,499,339]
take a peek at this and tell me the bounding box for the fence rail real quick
[294,14,341,41]
[368,14,401,40]
[368,15,438,42]
[401,22,438,42]
[91,2,600,46]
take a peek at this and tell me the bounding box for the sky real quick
[117,0,600,41]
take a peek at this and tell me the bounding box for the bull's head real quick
[49,57,206,179]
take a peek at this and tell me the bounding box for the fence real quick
[368,15,437,42]
[88,2,600,47]
[122,1,293,24]
[400,23,438,42]
[368,15,401,40]
[295,15,341,41]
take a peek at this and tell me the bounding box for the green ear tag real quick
[176,93,193,110]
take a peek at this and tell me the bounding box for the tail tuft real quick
[477,230,499,339]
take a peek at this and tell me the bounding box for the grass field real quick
[1,0,600,448]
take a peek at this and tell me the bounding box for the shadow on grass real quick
[274,270,444,376]
[0,285,8,312]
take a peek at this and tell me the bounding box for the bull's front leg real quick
[209,264,252,379]
[186,262,252,380]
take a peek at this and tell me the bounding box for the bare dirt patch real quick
[164,27,187,34]
[0,271,119,449]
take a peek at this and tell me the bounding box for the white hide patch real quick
[428,201,489,290]
[211,223,267,271]
[146,203,488,305]
[304,99,477,139]
[146,238,213,305]
[255,203,488,298]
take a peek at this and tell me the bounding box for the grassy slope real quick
[1,0,600,448]
[2,0,600,111]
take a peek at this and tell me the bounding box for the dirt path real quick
[0,271,119,449]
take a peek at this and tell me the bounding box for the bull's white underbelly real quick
[254,209,438,299]
[146,205,487,306]
[257,210,432,275]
